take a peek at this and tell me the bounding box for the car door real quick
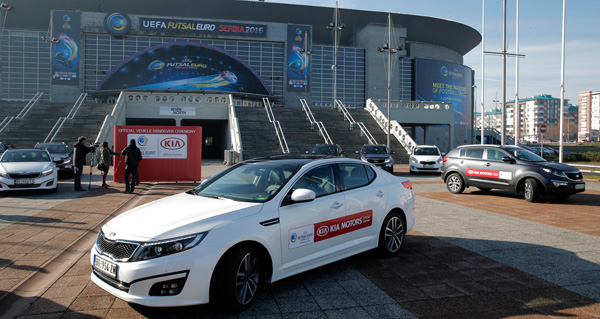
[479,148,518,188]
[460,147,490,187]
[278,164,347,270]
[338,163,382,248]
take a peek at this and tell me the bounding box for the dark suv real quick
[441,144,585,202]
[357,144,394,173]
[34,142,74,177]
[308,144,345,157]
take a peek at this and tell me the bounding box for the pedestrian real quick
[121,138,142,193]
[98,141,121,188]
[73,136,96,191]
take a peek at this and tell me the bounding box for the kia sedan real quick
[0,149,58,193]
[91,156,415,310]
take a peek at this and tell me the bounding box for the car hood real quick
[362,154,391,160]
[49,153,70,160]
[411,155,441,162]
[0,162,54,173]
[104,193,264,241]
[539,161,579,172]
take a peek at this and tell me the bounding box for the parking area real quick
[0,164,599,318]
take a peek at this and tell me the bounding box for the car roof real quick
[414,145,439,148]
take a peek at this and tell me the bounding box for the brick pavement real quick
[1,165,599,318]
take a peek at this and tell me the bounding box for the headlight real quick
[437,157,443,164]
[543,168,567,178]
[40,169,55,177]
[0,171,9,178]
[410,157,418,164]
[130,232,207,261]
[63,159,72,164]
[384,157,393,164]
[360,156,367,162]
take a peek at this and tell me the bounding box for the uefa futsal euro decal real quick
[104,12,131,36]
[53,34,78,68]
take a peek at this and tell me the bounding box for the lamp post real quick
[326,1,344,109]
[377,12,402,150]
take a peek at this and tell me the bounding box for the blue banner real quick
[51,11,81,86]
[286,25,311,92]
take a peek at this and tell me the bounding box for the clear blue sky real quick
[271,0,600,110]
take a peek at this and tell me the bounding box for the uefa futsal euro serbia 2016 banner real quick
[286,25,311,92]
[51,11,81,85]
[97,42,272,95]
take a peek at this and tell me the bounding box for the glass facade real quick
[1,29,51,101]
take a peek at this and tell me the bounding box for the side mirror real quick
[290,188,316,202]
[502,156,515,164]
[441,152,446,156]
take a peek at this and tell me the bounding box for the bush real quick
[564,152,600,162]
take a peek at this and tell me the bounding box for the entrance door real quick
[181,119,226,159]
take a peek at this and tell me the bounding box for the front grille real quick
[9,173,40,179]
[419,161,436,165]
[368,159,384,164]
[96,232,140,261]
[565,172,583,180]
[8,183,41,189]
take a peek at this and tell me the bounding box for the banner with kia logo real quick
[113,125,202,182]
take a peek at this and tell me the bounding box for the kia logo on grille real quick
[316,226,329,237]
[108,232,116,238]
[160,138,185,150]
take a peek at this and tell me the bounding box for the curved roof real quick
[7,0,480,55]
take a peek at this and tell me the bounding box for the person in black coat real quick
[73,136,96,191]
[121,138,142,193]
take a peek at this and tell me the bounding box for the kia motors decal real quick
[127,134,188,159]
[288,210,373,249]
[466,169,512,180]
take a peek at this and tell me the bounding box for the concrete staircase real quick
[236,106,410,164]
[0,102,114,148]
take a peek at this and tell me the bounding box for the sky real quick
[269,0,600,111]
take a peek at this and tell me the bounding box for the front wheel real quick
[524,178,540,202]
[446,173,465,194]
[378,212,405,257]
[211,245,261,311]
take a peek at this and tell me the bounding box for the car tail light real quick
[442,156,450,163]
[401,181,412,189]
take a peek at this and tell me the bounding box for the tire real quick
[211,245,261,311]
[378,212,405,257]
[446,173,465,194]
[524,178,540,202]
[477,187,491,193]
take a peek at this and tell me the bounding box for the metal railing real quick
[95,92,127,145]
[263,97,289,154]
[226,94,243,163]
[365,99,416,153]
[336,100,377,145]
[44,93,88,143]
[0,92,43,135]
[300,99,333,144]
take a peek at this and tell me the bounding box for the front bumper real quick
[546,179,585,197]
[90,245,222,307]
[0,176,57,192]
[410,163,442,173]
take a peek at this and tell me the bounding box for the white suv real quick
[410,145,443,174]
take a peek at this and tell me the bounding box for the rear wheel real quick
[524,178,540,202]
[446,173,465,194]
[378,212,405,257]
[211,245,261,311]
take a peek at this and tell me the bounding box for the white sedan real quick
[0,148,58,193]
[90,156,415,310]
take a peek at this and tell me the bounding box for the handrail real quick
[300,99,333,144]
[365,99,416,153]
[44,117,67,143]
[337,100,377,144]
[263,97,289,154]
[0,117,14,135]
[16,92,43,119]
[66,93,88,119]
[227,94,243,162]
[95,92,127,145]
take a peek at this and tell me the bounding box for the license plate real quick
[424,164,432,168]
[94,255,117,278]
[575,184,585,190]
[15,179,34,185]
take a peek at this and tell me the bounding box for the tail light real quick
[442,156,450,163]
[401,181,412,189]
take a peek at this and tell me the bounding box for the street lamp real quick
[377,12,402,150]
[326,1,344,109]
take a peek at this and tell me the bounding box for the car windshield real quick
[362,146,388,154]
[413,147,440,156]
[508,147,546,162]
[311,145,338,155]
[191,161,303,202]
[36,144,69,154]
[1,150,51,162]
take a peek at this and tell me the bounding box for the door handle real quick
[376,191,385,198]
[485,163,491,167]
[330,202,343,209]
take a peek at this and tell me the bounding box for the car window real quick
[362,145,388,154]
[340,163,370,189]
[486,149,507,161]
[464,148,484,159]
[292,165,336,197]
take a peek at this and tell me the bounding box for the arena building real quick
[0,0,480,156]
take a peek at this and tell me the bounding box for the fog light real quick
[46,180,54,187]
[149,277,187,296]
[552,181,568,187]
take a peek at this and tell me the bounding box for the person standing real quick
[73,136,95,191]
[121,138,142,193]
[98,141,121,188]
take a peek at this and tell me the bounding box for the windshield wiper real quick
[200,194,221,199]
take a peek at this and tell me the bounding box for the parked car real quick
[356,144,394,173]
[0,148,58,193]
[409,145,443,174]
[307,144,344,157]
[34,142,74,177]
[441,144,585,202]
[90,156,415,309]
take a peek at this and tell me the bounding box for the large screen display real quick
[97,42,272,95]
[415,58,473,145]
